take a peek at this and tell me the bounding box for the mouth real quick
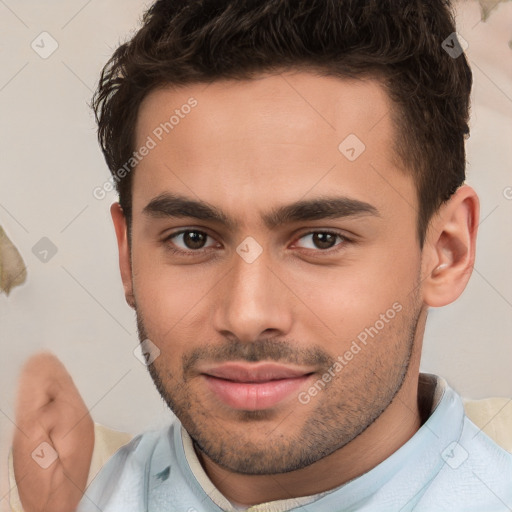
[200,362,316,411]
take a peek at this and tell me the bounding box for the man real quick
[12,0,512,510]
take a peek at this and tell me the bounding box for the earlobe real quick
[110,202,135,309]
[422,185,480,308]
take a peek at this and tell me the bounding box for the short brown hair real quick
[91,0,472,245]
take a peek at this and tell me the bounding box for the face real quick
[126,71,424,474]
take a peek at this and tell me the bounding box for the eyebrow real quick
[142,192,380,230]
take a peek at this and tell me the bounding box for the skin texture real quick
[111,71,479,505]
[14,70,479,509]
[13,353,94,512]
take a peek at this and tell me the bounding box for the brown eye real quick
[296,231,345,251]
[182,231,208,249]
[166,230,217,253]
[311,232,337,250]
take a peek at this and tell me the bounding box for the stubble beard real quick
[134,297,421,475]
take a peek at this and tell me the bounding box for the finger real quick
[15,352,75,419]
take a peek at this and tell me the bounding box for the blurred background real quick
[0,0,511,509]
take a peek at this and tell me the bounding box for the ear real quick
[110,202,135,309]
[421,185,480,308]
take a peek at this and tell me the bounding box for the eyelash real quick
[162,229,351,257]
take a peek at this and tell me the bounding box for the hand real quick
[12,353,94,512]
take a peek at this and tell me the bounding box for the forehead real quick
[131,71,415,229]
[135,71,394,150]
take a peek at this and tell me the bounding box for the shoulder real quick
[416,406,512,511]
[463,396,512,453]
[77,422,179,512]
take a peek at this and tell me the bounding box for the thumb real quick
[13,352,94,512]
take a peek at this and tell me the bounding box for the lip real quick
[200,362,315,410]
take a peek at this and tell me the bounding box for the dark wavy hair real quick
[91,0,472,245]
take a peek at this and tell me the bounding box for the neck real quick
[195,311,427,506]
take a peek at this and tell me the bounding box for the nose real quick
[212,247,293,343]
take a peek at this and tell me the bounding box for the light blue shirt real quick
[78,373,512,511]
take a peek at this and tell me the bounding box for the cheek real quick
[131,253,216,342]
[285,249,420,343]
